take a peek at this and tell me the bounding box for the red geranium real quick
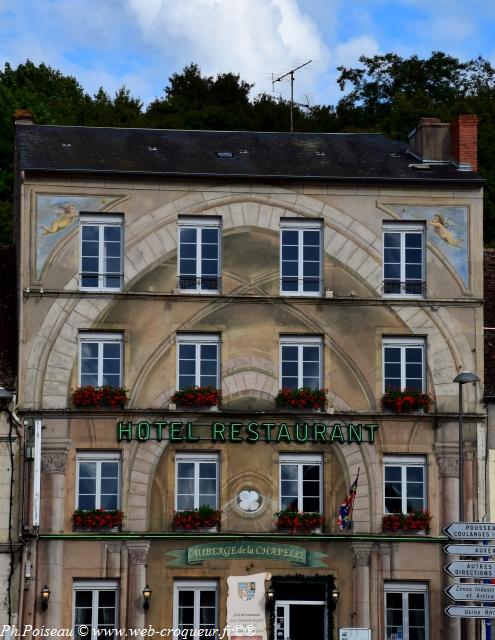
[276,388,327,411]
[72,386,129,409]
[72,508,124,530]
[171,386,221,408]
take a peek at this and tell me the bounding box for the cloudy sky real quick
[0,0,494,107]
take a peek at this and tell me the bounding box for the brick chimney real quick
[450,114,478,172]
[13,109,34,125]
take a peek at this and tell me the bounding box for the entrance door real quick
[275,601,326,640]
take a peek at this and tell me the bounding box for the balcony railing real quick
[280,277,323,294]
[178,275,220,292]
[383,280,426,296]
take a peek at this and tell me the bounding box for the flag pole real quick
[347,467,360,529]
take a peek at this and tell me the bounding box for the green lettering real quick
[229,423,243,442]
[313,423,327,442]
[348,424,363,443]
[246,423,259,442]
[185,422,199,442]
[263,423,275,442]
[211,422,226,442]
[295,423,308,442]
[154,421,166,441]
[276,423,291,442]
[136,421,151,441]
[168,422,183,442]
[117,421,133,441]
[329,424,345,443]
[365,424,379,443]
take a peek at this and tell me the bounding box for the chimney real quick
[408,117,451,163]
[450,114,478,172]
[13,109,34,125]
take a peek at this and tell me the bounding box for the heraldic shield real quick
[238,581,256,601]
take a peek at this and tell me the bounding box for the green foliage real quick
[1,55,494,244]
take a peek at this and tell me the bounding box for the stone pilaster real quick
[351,542,373,628]
[127,542,151,628]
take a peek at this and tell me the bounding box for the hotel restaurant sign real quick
[117,420,379,444]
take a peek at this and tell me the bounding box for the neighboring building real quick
[484,249,495,525]
[13,114,484,640]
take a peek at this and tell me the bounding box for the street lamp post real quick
[454,371,480,523]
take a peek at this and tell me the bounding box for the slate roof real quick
[15,124,483,185]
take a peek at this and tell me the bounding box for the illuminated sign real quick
[117,421,379,444]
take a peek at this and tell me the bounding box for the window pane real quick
[406,233,422,248]
[200,463,216,478]
[281,465,298,480]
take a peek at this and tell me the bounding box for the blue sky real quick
[0,0,494,107]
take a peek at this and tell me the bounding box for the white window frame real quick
[173,580,218,635]
[176,333,220,390]
[384,582,429,640]
[78,332,123,387]
[175,452,219,511]
[383,222,425,298]
[79,214,123,292]
[279,335,323,390]
[279,453,323,512]
[73,580,118,638]
[280,219,323,296]
[383,455,426,515]
[178,216,221,294]
[382,337,426,393]
[75,452,121,510]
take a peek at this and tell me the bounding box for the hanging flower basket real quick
[381,389,432,413]
[172,505,222,531]
[171,386,221,408]
[72,508,124,530]
[382,510,432,534]
[274,508,323,534]
[72,385,129,409]
[275,388,327,410]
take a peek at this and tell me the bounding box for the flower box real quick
[72,385,128,409]
[381,389,432,413]
[171,386,221,408]
[274,509,323,534]
[172,505,221,531]
[382,510,432,534]
[275,388,327,411]
[72,509,124,530]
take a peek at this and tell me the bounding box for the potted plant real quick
[381,388,432,413]
[172,505,222,531]
[72,385,129,409]
[171,386,221,409]
[275,388,327,410]
[72,508,124,531]
[274,508,323,534]
[382,510,432,534]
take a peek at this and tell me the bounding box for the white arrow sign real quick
[444,561,495,578]
[445,606,495,618]
[443,522,495,540]
[445,583,495,601]
[444,544,495,556]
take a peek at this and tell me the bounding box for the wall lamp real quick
[265,585,275,610]
[330,587,340,610]
[143,585,152,610]
[41,585,50,611]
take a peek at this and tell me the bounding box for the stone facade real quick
[12,123,485,640]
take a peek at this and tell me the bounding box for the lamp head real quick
[454,371,480,385]
[143,585,152,610]
[41,585,50,611]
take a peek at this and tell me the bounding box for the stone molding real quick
[351,542,373,566]
[41,449,69,474]
[127,542,150,565]
[437,455,459,478]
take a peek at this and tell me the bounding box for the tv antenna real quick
[272,60,311,133]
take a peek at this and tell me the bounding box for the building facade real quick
[13,115,485,639]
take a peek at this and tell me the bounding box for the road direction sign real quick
[444,544,495,556]
[444,561,495,578]
[445,606,495,618]
[445,583,495,601]
[443,522,495,540]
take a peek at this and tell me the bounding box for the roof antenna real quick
[272,60,311,133]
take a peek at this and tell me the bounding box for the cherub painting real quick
[427,213,464,247]
[39,203,78,235]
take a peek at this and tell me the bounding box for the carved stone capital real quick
[127,542,150,565]
[437,456,459,478]
[352,542,373,566]
[41,451,68,473]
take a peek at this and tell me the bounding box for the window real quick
[175,453,219,511]
[178,217,221,293]
[280,219,322,295]
[79,332,123,387]
[279,454,322,512]
[382,337,425,392]
[177,334,220,389]
[80,214,123,291]
[383,224,425,296]
[385,582,428,640]
[173,581,217,637]
[76,453,120,510]
[280,336,322,389]
[384,456,426,514]
[73,581,118,640]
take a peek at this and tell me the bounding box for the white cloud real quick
[334,36,380,68]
